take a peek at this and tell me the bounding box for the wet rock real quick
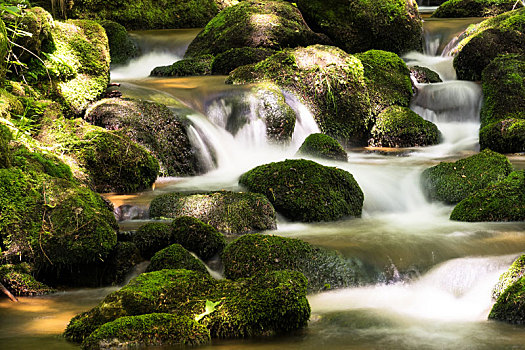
[239,159,363,222]
[170,216,226,261]
[489,274,525,323]
[409,65,443,84]
[296,133,347,161]
[114,204,149,221]
[492,255,525,300]
[0,264,55,296]
[151,55,214,77]
[432,0,516,18]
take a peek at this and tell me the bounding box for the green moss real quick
[85,98,199,177]
[150,55,214,77]
[81,313,211,350]
[0,264,55,296]
[239,159,364,222]
[294,0,422,55]
[432,0,516,18]
[68,130,159,193]
[70,0,219,30]
[296,133,347,161]
[64,268,310,342]
[149,190,277,234]
[146,243,208,274]
[480,119,525,153]
[370,106,441,148]
[222,233,360,293]
[184,0,327,58]
[103,242,142,285]
[409,66,443,84]
[450,170,525,222]
[0,124,12,168]
[355,50,413,116]
[211,47,276,75]
[170,216,226,260]
[492,255,525,300]
[0,19,8,80]
[12,147,72,180]
[98,20,138,66]
[421,149,513,204]
[453,8,525,81]
[131,222,172,259]
[228,45,372,146]
[489,276,525,324]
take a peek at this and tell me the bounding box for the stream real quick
[1,14,525,350]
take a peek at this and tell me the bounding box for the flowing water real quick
[2,18,525,350]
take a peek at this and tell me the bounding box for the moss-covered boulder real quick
[452,8,525,81]
[132,222,172,259]
[369,106,441,148]
[228,45,372,145]
[355,50,413,116]
[149,191,277,234]
[296,133,347,161]
[492,255,525,300]
[222,234,359,292]
[98,20,138,66]
[102,242,142,286]
[211,47,276,75]
[64,269,310,342]
[479,55,525,153]
[432,0,516,18]
[421,149,513,204]
[489,276,525,324]
[82,313,211,350]
[68,0,220,30]
[294,0,423,55]
[409,65,443,84]
[151,55,214,77]
[171,216,226,260]
[450,170,525,222]
[0,263,55,296]
[184,0,327,58]
[146,244,208,274]
[85,98,200,176]
[239,159,363,222]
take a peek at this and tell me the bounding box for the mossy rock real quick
[68,0,220,30]
[146,243,208,274]
[492,255,525,300]
[409,65,443,84]
[296,133,347,161]
[151,55,214,77]
[222,233,360,293]
[228,45,372,145]
[98,20,138,66]
[171,216,226,260]
[0,264,55,296]
[480,119,525,154]
[421,149,513,204]
[239,159,364,222]
[432,0,516,18]
[355,50,413,116]
[211,47,276,75]
[450,170,525,222]
[452,8,525,81]
[369,106,441,148]
[479,54,525,152]
[294,0,422,55]
[489,276,525,324]
[64,269,310,342]
[81,313,211,350]
[0,124,12,168]
[132,222,173,259]
[149,190,277,234]
[85,98,200,177]
[102,241,142,286]
[184,0,327,58]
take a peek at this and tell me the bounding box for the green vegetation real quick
[450,170,525,222]
[296,133,347,161]
[170,216,226,260]
[98,20,138,66]
[146,243,208,274]
[489,276,525,323]
[131,222,173,259]
[151,55,214,77]
[239,159,364,222]
[432,0,516,18]
[294,0,423,55]
[0,263,55,296]
[370,106,441,148]
[149,190,277,234]
[421,149,513,204]
[492,255,525,300]
[480,118,525,153]
[222,234,360,292]
[211,47,276,75]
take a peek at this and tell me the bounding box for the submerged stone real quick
[239,159,364,222]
